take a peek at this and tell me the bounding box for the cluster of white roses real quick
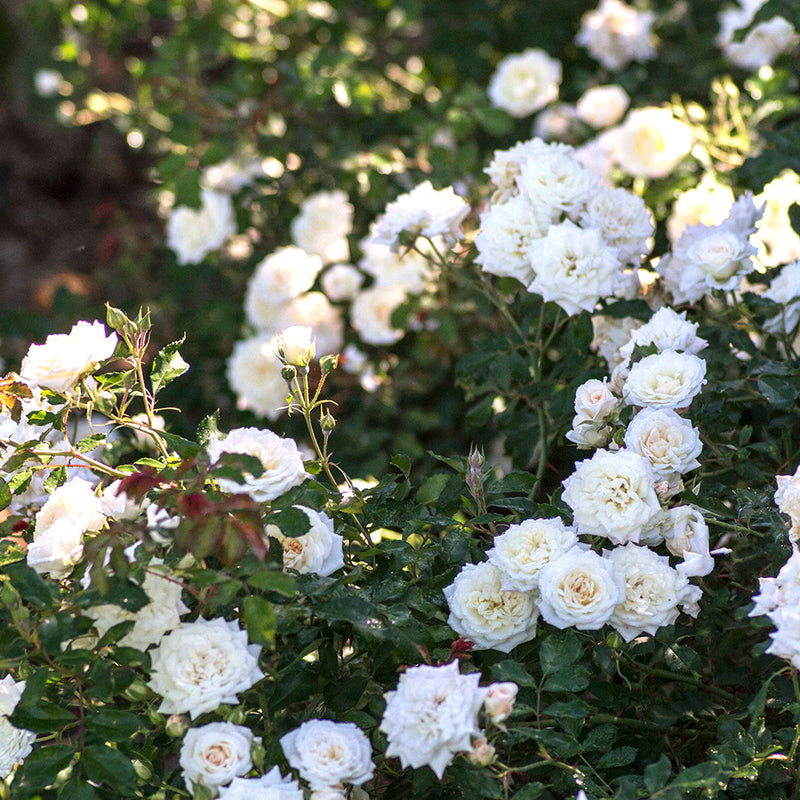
[717,0,799,70]
[476,137,653,316]
[445,306,731,649]
[576,0,656,72]
[379,660,518,779]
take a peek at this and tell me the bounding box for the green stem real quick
[631,662,738,702]
[134,357,170,460]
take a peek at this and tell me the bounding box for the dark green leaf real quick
[491,660,537,687]
[596,746,637,769]
[271,506,311,538]
[4,561,54,607]
[242,596,277,646]
[13,745,74,789]
[75,433,106,454]
[247,569,297,596]
[86,709,143,742]
[644,754,672,793]
[416,473,450,506]
[511,784,545,800]
[539,631,581,674]
[151,338,189,395]
[82,743,138,793]
[0,476,10,511]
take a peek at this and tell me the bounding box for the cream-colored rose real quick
[483,682,519,724]
[321,263,364,301]
[179,722,256,794]
[218,767,303,800]
[725,16,799,69]
[517,149,600,215]
[668,177,735,242]
[27,516,85,579]
[576,0,656,71]
[166,190,236,265]
[624,407,702,479]
[576,85,630,128]
[291,190,353,264]
[350,285,407,345]
[488,49,561,117]
[266,506,344,576]
[35,477,105,537]
[573,379,619,424]
[277,326,316,367]
[623,350,707,410]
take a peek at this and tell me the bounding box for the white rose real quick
[0,676,25,717]
[755,170,800,267]
[443,562,539,652]
[291,190,353,264]
[34,68,62,97]
[483,682,519,724]
[35,477,105,537]
[277,326,316,367]
[591,315,642,370]
[379,661,486,779]
[350,285,408,346]
[623,351,707,410]
[533,104,580,142]
[750,551,800,618]
[245,247,323,326]
[609,108,692,179]
[623,307,707,358]
[218,767,303,800]
[763,261,800,335]
[776,469,800,531]
[0,717,36,779]
[266,506,344,576]
[468,737,496,767]
[678,226,757,293]
[208,427,307,502]
[664,506,716,578]
[578,186,654,264]
[606,543,701,641]
[486,518,578,592]
[485,139,573,204]
[538,546,625,630]
[149,617,263,718]
[576,0,656,71]
[527,221,621,316]
[724,16,799,69]
[488,49,561,117]
[359,230,437,293]
[100,479,149,521]
[268,292,344,358]
[668,176,735,242]
[624,407,702,479]
[321,263,364,301]
[166,190,236,265]
[179,722,256,794]
[20,320,117,394]
[372,181,469,250]
[764,606,800,670]
[280,719,374,789]
[27,516,85,578]
[475,194,551,286]
[573,379,619,424]
[202,154,265,194]
[565,419,612,450]
[576,85,630,128]
[517,149,600,216]
[562,449,661,544]
[574,132,618,185]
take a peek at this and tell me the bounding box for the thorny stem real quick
[133,356,170,460]
[630,662,739,702]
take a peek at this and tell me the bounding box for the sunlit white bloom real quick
[716,0,765,47]
[27,515,84,578]
[218,767,303,800]
[623,350,706,410]
[621,307,707,364]
[579,186,653,264]
[359,236,434,294]
[166,190,236,265]
[291,190,353,264]
[149,618,263,718]
[775,468,800,542]
[0,676,36,778]
[668,176,735,242]
[443,562,538,652]
[245,247,323,326]
[100,479,149,521]
[487,518,578,592]
[277,326,316,367]
[485,139,573,204]
[532,104,580,142]
[664,505,718,578]
[379,661,487,779]
[562,449,661,544]
[281,719,374,789]
[677,225,757,293]
[576,85,630,128]
[203,155,265,194]
[208,427,307,502]
[576,0,656,71]
[750,550,800,619]
[591,315,642,370]
[20,320,117,394]
[573,379,619,424]
[269,292,344,358]
[538,547,625,630]
[527,221,621,316]
[488,49,561,117]
[724,16,799,69]
[180,722,256,794]
[372,181,469,250]
[624,408,702,480]
[321,263,364,301]
[35,477,105,538]
[755,171,800,267]
[565,419,612,449]
[517,148,600,215]
[607,544,701,641]
[607,108,692,179]
[34,68,62,97]
[266,506,344,576]
[475,194,551,285]
[226,336,287,421]
[575,131,618,184]
[351,284,408,345]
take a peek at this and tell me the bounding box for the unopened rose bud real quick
[122,679,150,703]
[319,353,339,376]
[320,411,336,432]
[654,480,671,498]
[165,714,190,738]
[484,681,518,724]
[606,630,624,649]
[281,365,297,383]
[278,326,316,367]
[468,737,496,767]
[468,445,484,472]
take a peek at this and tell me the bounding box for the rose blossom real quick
[443,561,539,652]
[485,138,573,204]
[624,407,702,480]
[562,449,661,544]
[538,546,625,630]
[623,351,707,410]
[483,682,519,724]
[517,148,600,215]
[321,263,364,301]
[607,544,701,641]
[34,476,105,538]
[166,189,236,265]
[576,85,630,128]
[724,16,799,69]
[678,226,757,293]
[280,719,374,789]
[468,737,496,767]
[291,190,353,264]
[226,336,287,421]
[277,326,316,367]
[0,676,36,779]
[180,722,256,794]
[755,170,800,267]
[486,518,578,592]
[269,292,344,358]
[208,427,307,502]
[487,49,561,117]
[622,307,707,360]
[762,261,800,335]
[27,515,85,578]
[379,661,487,779]
[576,0,656,71]
[266,506,344,576]
[573,379,619,425]
[668,176,735,242]
[149,617,263,718]
[20,320,118,395]
[218,767,303,800]
[350,284,408,345]
[664,505,717,578]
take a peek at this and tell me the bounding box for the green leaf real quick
[242,596,277,646]
[160,431,200,458]
[661,762,728,796]
[150,337,189,395]
[323,676,368,712]
[539,631,581,674]
[13,744,74,789]
[196,410,221,447]
[247,569,297,596]
[271,506,311,537]
[0,476,10,511]
[511,784,545,800]
[543,698,589,719]
[416,473,450,506]
[541,665,590,692]
[4,561,54,607]
[644,754,672,794]
[44,463,68,493]
[491,660,537,687]
[59,773,101,800]
[82,744,138,794]
[86,577,150,612]
[86,709,143,742]
[597,746,637,769]
[75,433,106,454]
[212,452,265,484]
[11,683,76,733]
[582,724,616,752]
